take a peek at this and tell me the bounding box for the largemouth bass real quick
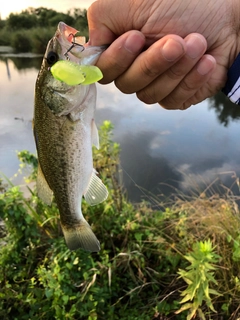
[33,22,108,252]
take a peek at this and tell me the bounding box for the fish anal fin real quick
[84,170,108,206]
[61,218,100,252]
[91,119,99,149]
[36,164,53,205]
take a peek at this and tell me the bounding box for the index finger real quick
[95,31,146,84]
[115,35,187,94]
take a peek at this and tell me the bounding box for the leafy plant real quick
[0,122,175,319]
[176,240,221,319]
[1,122,240,319]
[227,233,240,262]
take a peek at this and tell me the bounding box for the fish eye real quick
[46,51,59,65]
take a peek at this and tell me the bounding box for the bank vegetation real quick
[1,122,240,319]
[0,7,88,53]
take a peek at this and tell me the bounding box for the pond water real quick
[1,49,240,205]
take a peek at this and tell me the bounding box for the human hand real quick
[88,0,240,109]
[90,31,217,109]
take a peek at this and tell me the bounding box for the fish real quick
[33,22,108,252]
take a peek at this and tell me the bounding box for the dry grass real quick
[168,189,240,318]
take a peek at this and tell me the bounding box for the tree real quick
[68,8,88,30]
[7,12,37,30]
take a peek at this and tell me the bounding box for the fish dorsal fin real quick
[84,170,108,206]
[91,119,99,149]
[36,164,53,205]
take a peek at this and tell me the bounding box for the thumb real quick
[87,1,118,46]
[87,0,136,46]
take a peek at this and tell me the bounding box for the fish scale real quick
[34,22,108,251]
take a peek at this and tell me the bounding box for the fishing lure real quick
[50,60,103,86]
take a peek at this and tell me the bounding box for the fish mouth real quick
[55,22,87,61]
[55,22,105,65]
[57,21,86,46]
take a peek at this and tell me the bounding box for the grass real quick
[0,121,240,319]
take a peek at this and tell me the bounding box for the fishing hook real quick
[64,33,85,60]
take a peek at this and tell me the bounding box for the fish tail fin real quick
[61,218,100,252]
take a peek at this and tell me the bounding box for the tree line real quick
[0,7,88,52]
[1,7,88,30]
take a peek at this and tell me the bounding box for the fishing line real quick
[118,164,162,209]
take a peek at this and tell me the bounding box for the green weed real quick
[0,121,240,319]
[176,240,221,319]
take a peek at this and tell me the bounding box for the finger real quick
[135,33,208,104]
[159,54,216,110]
[115,35,187,94]
[178,62,227,110]
[95,31,146,84]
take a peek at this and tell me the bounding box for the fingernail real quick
[185,34,206,59]
[162,39,184,61]
[197,55,215,75]
[124,33,145,54]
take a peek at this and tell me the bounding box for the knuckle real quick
[136,89,157,104]
[167,65,186,80]
[98,77,111,85]
[179,78,197,92]
[115,78,133,94]
[180,102,192,110]
[160,96,182,110]
[99,71,115,84]
[109,59,129,74]
[140,58,160,78]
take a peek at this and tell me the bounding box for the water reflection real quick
[95,88,240,203]
[209,92,240,127]
[0,56,39,181]
[0,56,42,77]
[5,59,11,80]
[118,130,181,203]
[1,51,240,204]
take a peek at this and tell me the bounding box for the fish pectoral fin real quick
[91,119,99,149]
[84,170,108,206]
[36,164,53,205]
[61,218,100,252]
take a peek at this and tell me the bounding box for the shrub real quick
[10,31,32,53]
[0,122,240,319]
[31,27,56,54]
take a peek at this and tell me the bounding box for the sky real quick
[0,0,95,19]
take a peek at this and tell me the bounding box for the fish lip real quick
[57,21,79,43]
[54,22,87,62]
